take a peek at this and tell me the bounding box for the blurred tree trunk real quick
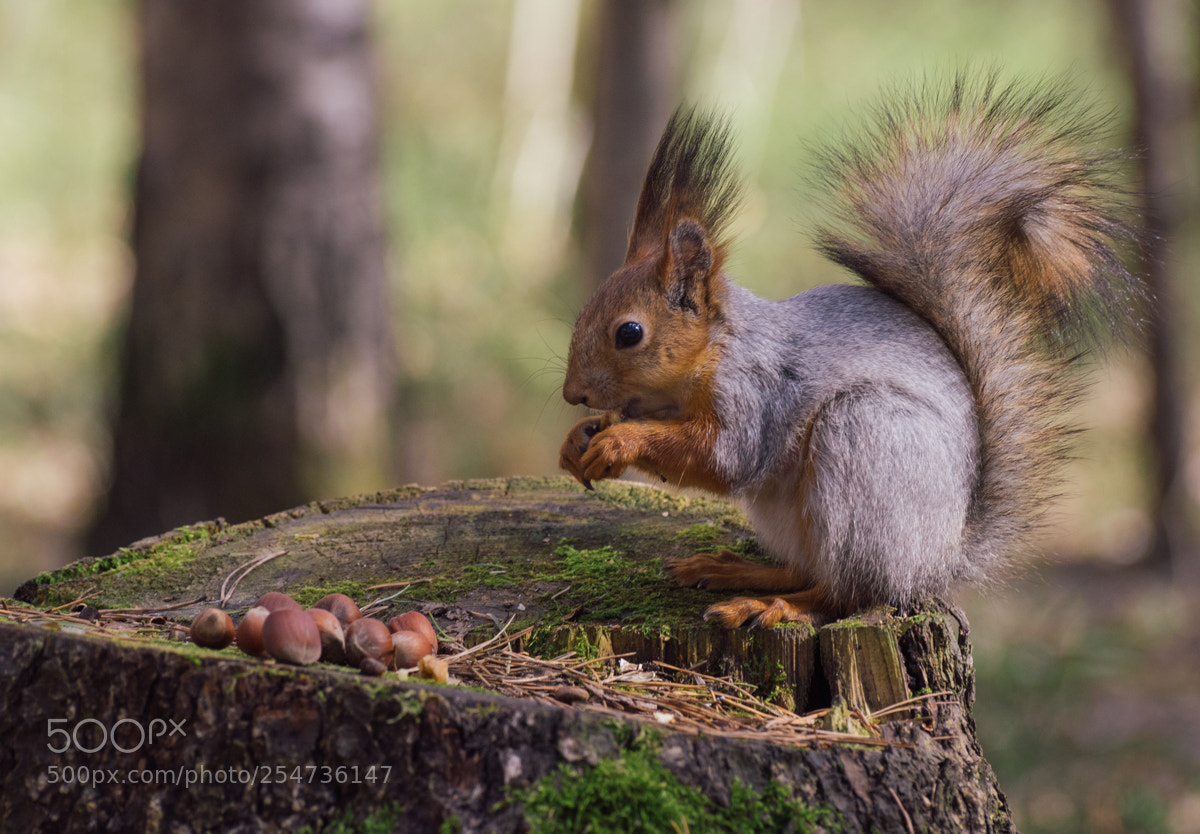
[578,0,676,290]
[1109,0,1196,572]
[88,0,395,555]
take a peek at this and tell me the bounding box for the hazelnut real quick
[306,607,346,664]
[235,606,271,656]
[256,591,302,613]
[261,608,321,666]
[190,607,235,649]
[392,630,434,669]
[313,593,362,627]
[344,618,392,667]
[387,611,437,654]
[359,657,388,677]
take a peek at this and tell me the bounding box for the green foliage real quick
[519,744,840,834]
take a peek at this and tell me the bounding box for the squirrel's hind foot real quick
[668,550,840,627]
[703,590,835,629]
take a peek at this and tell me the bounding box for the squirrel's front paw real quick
[559,416,607,489]
[579,427,635,484]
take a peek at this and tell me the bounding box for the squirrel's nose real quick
[563,375,588,406]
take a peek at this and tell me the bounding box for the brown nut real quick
[255,591,302,613]
[262,608,322,666]
[306,607,346,664]
[190,607,235,649]
[387,611,437,654]
[312,593,362,627]
[344,618,393,667]
[359,657,388,677]
[235,606,271,656]
[392,630,434,669]
[550,685,590,705]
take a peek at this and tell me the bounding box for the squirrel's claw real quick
[578,426,634,484]
[560,416,605,489]
[560,412,627,489]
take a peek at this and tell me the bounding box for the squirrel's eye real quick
[615,321,644,349]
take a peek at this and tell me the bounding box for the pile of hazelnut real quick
[188,592,448,682]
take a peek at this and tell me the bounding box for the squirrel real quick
[558,73,1143,628]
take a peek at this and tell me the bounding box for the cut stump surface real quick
[3,477,1014,832]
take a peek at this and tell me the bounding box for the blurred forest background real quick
[1,1,1198,832]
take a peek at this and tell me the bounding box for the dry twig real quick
[445,635,909,750]
[219,549,289,607]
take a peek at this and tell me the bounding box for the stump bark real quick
[3,477,1014,832]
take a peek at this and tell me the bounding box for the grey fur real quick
[712,284,979,607]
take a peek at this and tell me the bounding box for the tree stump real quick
[3,477,1014,832]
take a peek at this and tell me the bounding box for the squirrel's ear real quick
[663,219,714,314]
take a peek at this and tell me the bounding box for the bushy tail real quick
[814,72,1144,580]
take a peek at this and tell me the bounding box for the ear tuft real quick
[626,106,743,265]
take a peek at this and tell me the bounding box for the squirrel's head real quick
[563,106,743,421]
[563,220,727,420]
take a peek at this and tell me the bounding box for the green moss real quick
[529,622,605,661]
[297,801,403,834]
[385,689,427,719]
[672,523,726,547]
[521,623,565,659]
[544,543,717,630]
[421,551,543,602]
[416,536,721,635]
[669,523,764,563]
[290,582,369,607]
[518,744,842,833]
[822,606,897,630]
[751,658,794,711]
[466,701,504,718]
[461,563,517,589]
[32,522,215,589]
[592,482,746,527]
[817,702,873,737]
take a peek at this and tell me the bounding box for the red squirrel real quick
[559,74,1142,627]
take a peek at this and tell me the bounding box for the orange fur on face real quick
[563,256,722,422]
[562,251,732,494]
